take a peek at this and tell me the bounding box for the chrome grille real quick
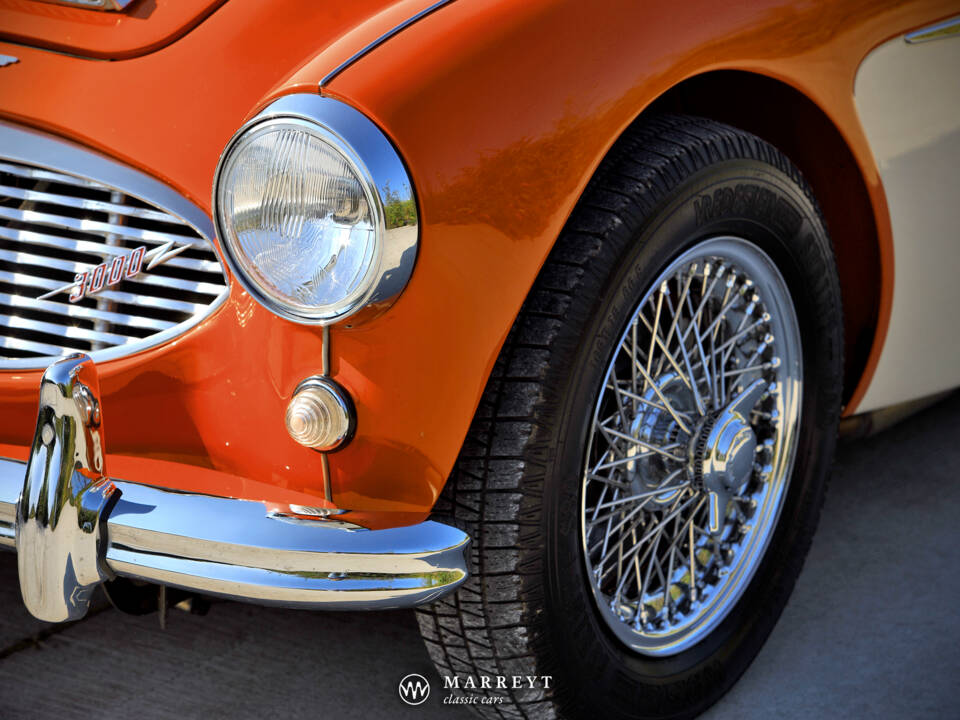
[0,123,228,370]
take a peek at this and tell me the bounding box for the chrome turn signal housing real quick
[285,376,355,451]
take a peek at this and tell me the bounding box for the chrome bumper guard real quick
[0,354,470,622]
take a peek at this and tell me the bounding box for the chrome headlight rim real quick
[213,94,419,326]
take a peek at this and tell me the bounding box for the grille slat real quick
[0,292,176,332]
[0,183,182,223]
[0,314,135,346]
[0,225,223,273]
[0,161,102,190]
[0,151,228,368]
[0,205,201,246]
[0,334,80,357]
[0,247,112,276]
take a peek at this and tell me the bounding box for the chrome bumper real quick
[0,354,469,622]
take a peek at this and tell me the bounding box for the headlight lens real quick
[216,118,381,323]
[216,95,420,326]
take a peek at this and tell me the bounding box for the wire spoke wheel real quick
[581,236,803,656]
[419,115,843,719]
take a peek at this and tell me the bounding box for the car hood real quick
[0,0,229,60]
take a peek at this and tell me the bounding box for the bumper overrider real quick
[0,354,470,623]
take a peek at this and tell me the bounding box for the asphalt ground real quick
[1,392,958,719]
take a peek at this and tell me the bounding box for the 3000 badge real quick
[68,245,145,303]
[36,241,193,304]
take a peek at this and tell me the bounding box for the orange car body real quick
[0,0,956,520]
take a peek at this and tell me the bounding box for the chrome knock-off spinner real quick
[689,378,768,535]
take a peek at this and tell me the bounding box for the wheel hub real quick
[626,374,689,508]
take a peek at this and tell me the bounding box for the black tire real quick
[415,114,843,719]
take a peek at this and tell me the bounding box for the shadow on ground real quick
[1,394,959,719]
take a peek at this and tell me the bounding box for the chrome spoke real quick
[636,309,695,393]
[684,290,713,408]
[598,424,686,463]
[581,236,802,657]
[662,290,706,416]
[654,266,695,379]
[622,360,692,435]
[646,285,665,393]
[606,492,695,585]
[607,381,694,423]
[588,472,685,514]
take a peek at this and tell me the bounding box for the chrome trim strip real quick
[34,0,134,11]
[319,0,457,87]
[0,121,228,370]
[0,355,470,616]
[905,16,960,44]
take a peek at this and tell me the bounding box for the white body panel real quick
[854,30,960,412]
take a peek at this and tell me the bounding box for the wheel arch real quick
[613,70,882,410]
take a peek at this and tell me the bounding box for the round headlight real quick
[214,95,418,325]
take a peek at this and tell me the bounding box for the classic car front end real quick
[0,2,485,625]
[0,75,473,619]
[1,0,959,718]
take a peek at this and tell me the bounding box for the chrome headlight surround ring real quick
[213,94,419,326]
